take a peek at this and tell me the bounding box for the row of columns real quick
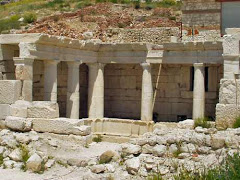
[13,58,206,121]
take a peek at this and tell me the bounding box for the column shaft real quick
[44,60,59,102]
[88,63,105,118]
[67,61,81,119]
[141,63,153,121]
[193,63,205,119]
[13,57,34,101]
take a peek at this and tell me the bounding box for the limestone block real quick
[102,119,132,136]
[27,101,59,118]
[0,80,21,104]
[5,116,32,132]
[0,104,10,119]
[10,100,31,118]
[219,79,240,104]
[26,153,43,172]
[32,118,90,135]
[216,104,240,129]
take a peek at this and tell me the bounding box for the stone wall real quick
[32,61,88,118]
[105,27,180,44]
[0,44,18,80]
[181,0,221,42]
[104,64,223,122]
[182,0,221,27]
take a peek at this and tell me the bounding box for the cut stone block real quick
[216,104,240,130]
[5,116,32,132]
[0,104,10,119]
[0,80,21,104]
[10,100,32,118]
[32,118,90,136]
[27,101,59,118]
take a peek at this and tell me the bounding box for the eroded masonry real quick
[0,27,238,137]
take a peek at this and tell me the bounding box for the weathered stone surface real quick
[91,164,105,174]
[211,135,225,149]
[177,119,194,129]
[10,100,31,118]
[26,153,43,172]
[32,118,89,135]
[152,145,166,157]
[0,104,10,119]
[8,148,22,162]
[27,101,59,119]
[125,157,140,175]
[0,80,21,104]
[67,158,88,167]
[5,116,32,132]
[216,104,240,129]
[122,143,141,155]
[45,159,55,169]
[99,150,116,164]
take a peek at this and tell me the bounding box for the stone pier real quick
[141,63,153,121]
[66,61,81,119]
[13,57,34,101]
[44,60,59,102]
[88,63,105,118]
[193,63,205,120]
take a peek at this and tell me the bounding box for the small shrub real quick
[0,15,21,33]
[194,117,211,128]
[19,144,30,171]
[233,116,240,128]
[92,135,102,143]
[169,16,176,21]
[56,160,68,168]
[23,12,37,24]
[0,154,3,166]
[160,0,176,7]
[147,173,163,180]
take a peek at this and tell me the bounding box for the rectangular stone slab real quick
[0,80,21,104]
[31,118,90,136]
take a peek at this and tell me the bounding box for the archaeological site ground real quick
[0,0,240,179]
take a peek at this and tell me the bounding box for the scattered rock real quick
[26,153,43,172]
[125,157,140,175]
[152,145,166,157]
[90,164,105,174]
[122,143,141,155]
[8,148,22,162]
[177,119,194,129]
[45,159,55,169]
[99,150,116,164]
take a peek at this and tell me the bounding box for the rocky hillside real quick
[0,0,182,42]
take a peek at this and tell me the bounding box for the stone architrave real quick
[87,63,105,118]
[13,57,34,101]
[193,63,205,119]
[141,63,153,121]
[66,61,81,119]
[44,60,59,102]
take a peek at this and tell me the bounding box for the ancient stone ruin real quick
[0,0,240,179]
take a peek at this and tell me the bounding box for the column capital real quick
[67,61,81,67]
[44,60,60,66]
[141,62,151,70]
[87,63,106,69]
[193,63,204,67]
[13,57,34,66]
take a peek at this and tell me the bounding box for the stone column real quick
[87,63,105,118]
[44,60,59,102]
[13,57,34,101]
[66,61,81,119]
[193,63,205,119]
[141,63,153,121]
